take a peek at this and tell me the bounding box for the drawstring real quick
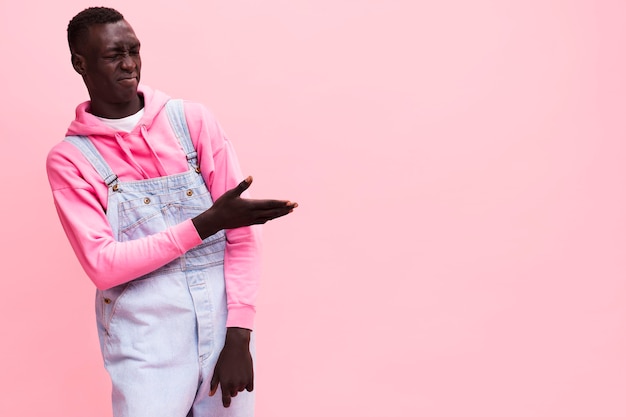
[114,132,150,179]
[140,125,169,177]
[112,126,170,179]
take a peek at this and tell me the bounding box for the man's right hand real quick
[192,176,297,239]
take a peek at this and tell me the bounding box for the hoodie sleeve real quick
[184,102,262,331]
[46,142,203,290]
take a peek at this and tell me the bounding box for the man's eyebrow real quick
[103,41,141,52]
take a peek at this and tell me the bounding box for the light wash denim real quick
[65,100,254,417]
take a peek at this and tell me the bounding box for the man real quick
[46,7,296,417]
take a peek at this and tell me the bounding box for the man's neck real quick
[89,94,144,119]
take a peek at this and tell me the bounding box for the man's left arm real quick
[185,102,262,407]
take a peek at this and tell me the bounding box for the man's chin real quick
[113,89,141,106]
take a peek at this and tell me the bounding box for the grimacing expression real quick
[72,19,141,109]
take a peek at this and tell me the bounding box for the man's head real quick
[67,7,124,57]
[67,7,142,118]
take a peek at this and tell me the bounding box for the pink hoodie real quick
[46,85,261,330]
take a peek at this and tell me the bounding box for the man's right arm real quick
[46,147,295,290]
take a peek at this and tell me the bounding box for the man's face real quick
[73,19,141,112]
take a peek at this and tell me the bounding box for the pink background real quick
[2,1,626,416]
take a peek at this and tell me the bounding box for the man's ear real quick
[71,52,86,76]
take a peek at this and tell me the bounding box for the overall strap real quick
[165,99,199,171]
[64,135,119,187]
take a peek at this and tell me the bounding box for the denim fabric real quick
[65,100,254,417]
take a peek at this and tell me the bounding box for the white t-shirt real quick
[95,108,145,132]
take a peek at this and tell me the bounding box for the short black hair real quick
[67,7,124,54]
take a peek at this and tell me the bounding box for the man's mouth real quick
[118,76,138,85]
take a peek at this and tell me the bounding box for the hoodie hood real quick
[65,85,174,179]
[66,85,171,137]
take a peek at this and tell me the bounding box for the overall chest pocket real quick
[118,194,172,242]
[117,187,226,268]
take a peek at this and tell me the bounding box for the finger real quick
[256,207,297,223]
[247,365,254,392]
[247,199,297,210]
[222,392,232,408]
[209,372,219,397]
[232,176,252,197]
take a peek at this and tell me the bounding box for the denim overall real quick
[65,100,254,417]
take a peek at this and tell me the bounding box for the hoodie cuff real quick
[171,219,203,253]
[226,305,256,330]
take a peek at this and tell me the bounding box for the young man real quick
[46,7,296,417]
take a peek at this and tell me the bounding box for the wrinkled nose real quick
[120,54,136,71]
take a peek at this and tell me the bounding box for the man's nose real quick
[120,54,136,70]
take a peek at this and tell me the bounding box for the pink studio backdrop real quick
[1,1,625,416]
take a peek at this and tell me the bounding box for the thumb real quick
[232,176,252,197]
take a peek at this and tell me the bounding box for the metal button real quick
[186,190,193,197]
[104,298,112,304]
[144,198,151,204]
[195,167,201,173]
[112,184,119,192]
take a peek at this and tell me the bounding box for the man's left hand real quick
[209,327,254,408]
